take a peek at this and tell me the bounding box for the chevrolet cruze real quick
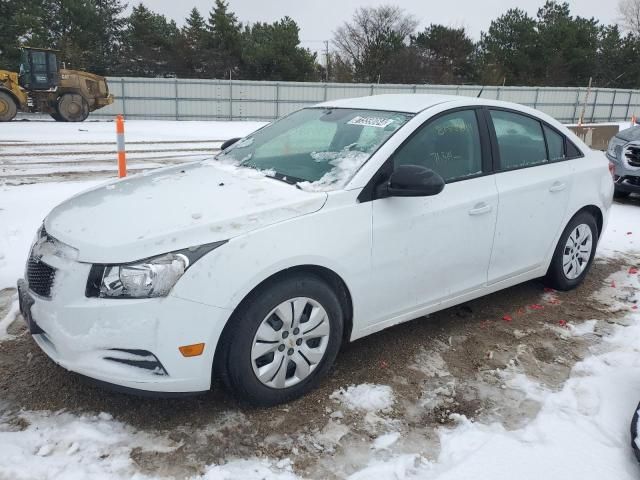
[18,95,614,405]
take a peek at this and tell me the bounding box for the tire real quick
[614,189,631,199]
[219,274,344,406]
[0,91,17,122]
[631,402,640,463]
[49,108,63,121]
[544,212,598,291]
[57,93,89,122]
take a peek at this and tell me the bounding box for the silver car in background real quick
[607,125,640,198]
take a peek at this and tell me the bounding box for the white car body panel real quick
[45,162,327,263]
[20,94,614,394]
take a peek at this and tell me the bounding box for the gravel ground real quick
[0,255,633,479]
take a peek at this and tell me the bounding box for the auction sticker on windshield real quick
[347,116,395,128]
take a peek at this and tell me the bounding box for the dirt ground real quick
[0,253,635,479]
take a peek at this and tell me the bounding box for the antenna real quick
[477,87,485,98]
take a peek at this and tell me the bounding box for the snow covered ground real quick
[0,119,265,180]
[1,119,640,479]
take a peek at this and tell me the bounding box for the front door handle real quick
[469,202,492,216]
[549,181,567,193]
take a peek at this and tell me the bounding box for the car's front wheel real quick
[544,212,598,291]
[219,274,344,406]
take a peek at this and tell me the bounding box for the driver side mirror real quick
[220,137,241,150]
[377,165,445,198]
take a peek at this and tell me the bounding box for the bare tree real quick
[618,0,640,35]
[332,5,418,83]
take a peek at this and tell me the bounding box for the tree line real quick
[1,0,639,89]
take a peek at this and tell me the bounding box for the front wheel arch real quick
[212,265,353,384]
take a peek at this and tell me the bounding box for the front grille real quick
[26,257,56,298]
[625,144,640,167]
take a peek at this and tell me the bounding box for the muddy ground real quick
[0,255,636,479]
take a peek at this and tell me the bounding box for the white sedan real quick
[18,95,614,405]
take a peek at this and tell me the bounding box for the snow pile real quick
[330,384,395,413]
[199,458,298,480]
[372,432,401,451]
[0,410,175,480]
[297,150,370,192]
[598,204,639,258]
[0,296,19,340]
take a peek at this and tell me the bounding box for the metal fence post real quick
[626,90,633,121]
[275,82,280,119]
[496,87,501,100]
[609,90,617,122]
[534,88,540,110]
[324,83,328,101]
[120,78,126,117]
[229,78,233,121]
[370,84,374,96]
[174,77,179,121]
[572,88,581,123]
[590,89,599,123]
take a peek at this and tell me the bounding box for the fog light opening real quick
[179,343,205,357]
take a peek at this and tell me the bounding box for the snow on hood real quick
[44,161,327,263]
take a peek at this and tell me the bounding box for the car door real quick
[486,109,573,284]
[366,109,498,327]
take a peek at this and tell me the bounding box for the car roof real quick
[315,94,462,113]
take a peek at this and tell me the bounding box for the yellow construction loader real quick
[0,47,113,122]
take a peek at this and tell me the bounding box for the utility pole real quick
[324,40,330,82]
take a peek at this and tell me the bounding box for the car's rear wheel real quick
[544,212,598,291]
[219,274,343,406]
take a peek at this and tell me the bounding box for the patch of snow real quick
[198,458,298,480]
[347,454,431,480]
[331,384,395,413]
[297,150,369,192]
[0,410,175,480]
[0,181,103,290]
[598,203,640,258]
[372,432,401,450]
[0,297,19,340]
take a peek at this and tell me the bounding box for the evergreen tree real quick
[120,4,181,76]
[206,0,242,78]
[90,0,127,74]
[180,7,208,76]
[412,25,475,84]
[478,8,539,85]
[240,17,317,81]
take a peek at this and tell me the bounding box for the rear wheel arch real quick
[212,264,354,382]
[571,205,603,237]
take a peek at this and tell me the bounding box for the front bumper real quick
[607,152,640,194]
[18,251,232,394]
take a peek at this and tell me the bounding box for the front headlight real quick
[86,241,226,299]
[607,137,625,160]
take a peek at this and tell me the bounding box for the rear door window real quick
[543,125,566,162]
[490,110,547,169]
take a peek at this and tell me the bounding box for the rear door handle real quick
[469,202,492,216]
[549,182,567,193]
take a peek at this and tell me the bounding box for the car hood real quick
[616,126,640,142]
[45,161,327,263]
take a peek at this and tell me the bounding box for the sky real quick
[135,0,620,55]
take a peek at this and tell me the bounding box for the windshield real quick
[216,108,413,190]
